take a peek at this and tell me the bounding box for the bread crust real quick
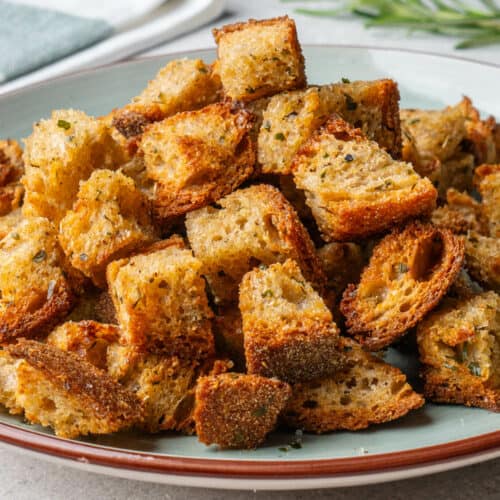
[474,163,500,238]
[194,373,291,449]
[292,116,437,241]
[283,339,424,432]
[340,222,464,350]
[0,139,24,216]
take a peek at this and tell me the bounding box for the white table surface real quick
[2,1,499,498]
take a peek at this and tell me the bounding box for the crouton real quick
[0,208,22,240]
[317,242,366,299]
[185,184,326,304]
[283,338,424,432]
[292,116,437,241]
[194,373,291,449]
[7,340,142,438]
[213,306,245,370]
[0,139,24,216]
[112,59,221,138]
[0,217,74,344]
[449,268,484,300]
[140,102,255,219]
[213,16,306,101]
[417,292,500,411]
[66,290,117,324]
[401,125,426,175]
[474,164,500,237]
[0,350,22,414]
[107,236,214,359]
[340,222,464,350]
[59,169,157,288]
[430,188,485,234]
[47,320,120,371]
[22,109,122,223]
[258,79,401,175]
[240,260,341,383]
[465,232,500,292]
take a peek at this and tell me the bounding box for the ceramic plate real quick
[0,47,498,490]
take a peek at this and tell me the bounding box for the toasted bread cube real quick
[0,139,24,216]
[0,208,22,241]
[465,232,500,292]
[213,306,245,370]
[107,236,214,359]
[213,16,306,102]
[417,292,500,411]
[66,290,117,324]
[283,339,424,432]
[194,373,291,449]
[317,242,366,299]
[7,340,142,438]
[0,217,74,344]
[475,164,500,238]
[112,59,221,138]
[22,109,122,223]
[259,79,401,175]
[292,116,437,241]
[340,222,464,350]
[0,351,22,414]
[431,189,485,234]
[240,260,341,383]
[185,184,325,304]
[140,102,255,219]
[59,169,157,288]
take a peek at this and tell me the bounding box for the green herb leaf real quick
[274,132,286,141]
[57,119,71,130]
[468,361,482,377]
[253,406,267,417]
[32,250,47,263]
[341,77,351,83]
[261,289,274,298]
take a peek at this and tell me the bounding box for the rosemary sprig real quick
[283,0,500,49]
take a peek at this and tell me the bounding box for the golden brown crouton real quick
[112,59,221,138]
[7,340,142,438]
[430,188,485,234]
[0,139,24,216]
[317,242,366,299]
[465,232,500,292]
[417,292,500,411]
[59,169,157,288]
[0,208,22,241]
[240,260,342,383]
[213,16,306,102]
[0,350,22,414]
[194,373,291,449]
[0,217,74,344]
[292,116,437,241]
[213,306,245,370]
[185,184,326,304]
[22,109,122,223]
[474,164,500,237]
[258,79,401,175]
[140,102,255,219]
[283,338,424,432]
[340,222,464,350]
[107,236,214,359]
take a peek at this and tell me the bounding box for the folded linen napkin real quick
[0,0,225,94]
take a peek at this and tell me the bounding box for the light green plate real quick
[0,47,498,489]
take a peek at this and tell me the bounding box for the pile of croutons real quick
[0,16,498,449]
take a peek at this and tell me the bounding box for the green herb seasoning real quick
[252,406,267,417]
[261,289,274,298]
[341,77,351,83]
[32,250,47,263]
[57,119,71,130]
[468,362,481,377]
[274,132,285,141]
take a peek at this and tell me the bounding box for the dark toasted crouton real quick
[0,139,24,216]
[474,164,500,237]
[340,222,464,350]
[194,373,291,449]
[258,79,401,175]
[0,217,74,344]
[7,340,142,438]
[417,292,500,411]
[112,59,221,138]
[185,184,326,304]
[465,232,500,292]
[59,169,157,288]
[292,116,437,241]
[213,16,306,101]
[283,338,424,432]
[240,260,342,383]
[107,236,214,359]
[140,102,255,219]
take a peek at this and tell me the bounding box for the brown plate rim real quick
[1,45,499,479]
[0,421,498,478]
